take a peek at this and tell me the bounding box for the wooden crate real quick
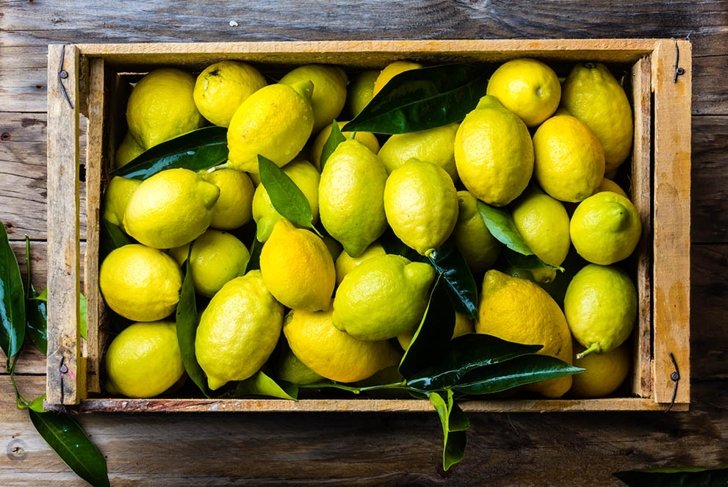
[46,39,691,413]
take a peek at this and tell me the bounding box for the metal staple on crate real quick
[665,352,681,412]
[672,37,687,83]
[57,44,74,110]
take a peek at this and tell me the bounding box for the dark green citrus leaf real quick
[426,240,478,319]
[504,249,563,272]
[23,238,47,355]
[229,370,298,400]
[100,219,132,258]
[244,238,262,273]
[258,155,314,230]
[176,258,208,397]
[614,466,728,487]
[0,223,25,365]
[477,201,533,256]
[320,120,346,169]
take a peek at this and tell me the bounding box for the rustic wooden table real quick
[1,2,726,485]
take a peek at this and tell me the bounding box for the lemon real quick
[347,69,379,117]
[570,342,630,398]
[398,311,474,350]
[259,219,335,311]
[123,168,220,249]
[373,61,422,96]
[570,191,641,265]
[533,114,605,202]
[99,244,182,322]
[384,158,458,256]
[454,95,534,206]
[170,229,250,298]
[333,254,435,341]
[476,270,573,398]
[378,123,459,182]
[104,321,184,398]
[227,82,314,174]
[564,264,637,358]
[596,177,628,198]
[195,270,284,390]
[561,62,633,176]
[102,176,141,230]
[452,190,500,273]
[334,243,386,285]
[252,159,320,241]
[193,61,267,127]
[280,64,348,133]
[275,346,324,385]
[126,68,205,149]
[202,168,255,230]
[511,186,570,267]
[115,132,145,168]
[284,309,401,383]
[309,121,380,170]
[319,139,388,257]
[486,58,561,127]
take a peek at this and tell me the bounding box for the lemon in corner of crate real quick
[569,341,631,398]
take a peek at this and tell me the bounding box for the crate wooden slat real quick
[45,39,691,413]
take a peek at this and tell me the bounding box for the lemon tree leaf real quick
[29,410,110,487]
[504,249,563,271]
[343,64,489,134]
[244,238,262,273]
[79,293,88,340]
[23,237,47,355]
[428,389,469,471]
[100,219,131,258]
[258,155,315,231]
[0,223,25,366]
[614,467,728,486]
[476,201,533,256]
[320,120,346,169]
[114,126,228,180]
[176,259,209,397]
[228,370,298,400]
[426,240,478,320]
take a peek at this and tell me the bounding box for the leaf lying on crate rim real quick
[477,201,533,256]
[24,237,47,355]
[452,354,583,396]
[405,334,542,391]
[429,389,469,471]
[227,370,298,400]
[426,240,478,320]
[176,258,209,397]
[113,126,228,180]
[319,119,346,169]
[613,466,728,487]
[342,63,490,134]
[0,223,25,365]
[258,155,317,232]
[29,410,110,487]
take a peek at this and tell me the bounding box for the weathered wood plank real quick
[692,116,728,243]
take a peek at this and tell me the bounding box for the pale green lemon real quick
[114,132,145,169]
[102,176,141,231]
[280,64,348,133]
[193,61,266,127]
[378,123,459,182]
[202,168,255,230]
[596,177,629,198]
[334,243,386,285]
[346,70,379,117]
[452,190,500,273]
[275,347,324,385]
[511,186,571,267]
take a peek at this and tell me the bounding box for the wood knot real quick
[0,132,10,141]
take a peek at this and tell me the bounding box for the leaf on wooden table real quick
[258,155,316,231]
[319,120,346,169]
[0,223,25,365]
[426,240,478,320]
[176,259,209,397]
[477,201,533,256]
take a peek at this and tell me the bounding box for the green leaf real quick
[244,238,262,273]
[34,288,47,301]
[100,219,131,258]
[343,64,490,134]
[614,466,728,487]
[320,120,346,169]
[477,201,533,256]
[406,334,542,391]
[258,155,315,231]
[0,223,25,365]
[426,240,478,320]
[17,393,46,413]
[504,249,563,272]
[176,259,209,397]
[23,238,47,355]
[113,126,228,180]
[79,293,88,340]
[29,410,110,487]
[228,370,298,400]
[428,389,469,471]
[399,277,455,380]
[452,354,583,396]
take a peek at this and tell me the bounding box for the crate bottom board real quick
[65,397,685,413]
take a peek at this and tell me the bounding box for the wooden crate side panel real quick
[46,45,82,405]
[651,40,691,405]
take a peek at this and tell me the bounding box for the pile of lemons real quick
[101,58,640,400]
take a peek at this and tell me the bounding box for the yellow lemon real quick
[252,159,320,241]
[561,62,633,176]
[275,346,324,385]
[195,270,284,390]
[511,186,571,267]
[333,254,435,341]
[378,123,459,182]
[193,61,267,127]
[570,342,630,398]
[123,168,220,249]
[373,61,422,96]
[104,321,184,398]
[259,219,335,311]
[99,244,182,322]
[170,229,250,298]
[227,82,314,174]
[486,58,561,127]
[114,132,145,168]
[284,309,401,383]
[102,176,141,230]
[476,270,573,398]
[454,95,534,206]
[347,69,379,117]
[570,191,641,265]
[319,139,388,257]
[533,114,605,202]
[398,311,474,350]
[202,168,255,230]
[309,121,380,170]
[280,64,348,133]
[384,158,458,256]
[564,264,637,358]
[334,243,386,285]
[452,190,501,273]
[596,177,628,198]
[126,68,205,149]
